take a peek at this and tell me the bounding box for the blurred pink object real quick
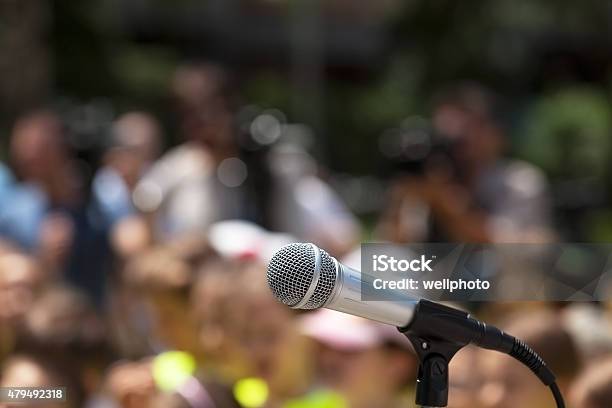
[299,309,411,351]
[208,220,297,263]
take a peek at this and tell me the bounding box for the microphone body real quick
[324,261,416,327]
[266,242,417,327]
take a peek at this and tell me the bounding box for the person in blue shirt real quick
[0,110,110,305]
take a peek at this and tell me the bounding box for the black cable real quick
[472,321,567,408]
[550,382,565,408]
[505,336,566,408]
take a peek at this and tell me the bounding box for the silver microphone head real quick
[266,243,338,310]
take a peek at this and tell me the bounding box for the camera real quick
[379,117,459,177]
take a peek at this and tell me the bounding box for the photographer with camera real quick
[378,83,553,244]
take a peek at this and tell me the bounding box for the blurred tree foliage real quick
[1,0,611,238]
[520,87,612,181]
[1,0,607,156]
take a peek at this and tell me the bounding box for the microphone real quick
[266,242,417,327]
[266,242,504,349]
[266,243,566,408]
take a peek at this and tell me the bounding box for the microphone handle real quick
[325,263,417,327]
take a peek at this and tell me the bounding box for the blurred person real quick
[104,352,238,408]
[233,261,312,407]
[0,111,78,251]
[0,250,43,362]
[190,258,256,385]
[447,346,481,408]
[0,110,111,303]
[266,143,360,257]
[378,83,553,243]
[477,308,580,408]
[92,112,162,227]
[37,212,75,277]
[16,285,112,405]
[100,353,231,408]
[0,353,84,408]
[0,251,44,327]
[569,357,612,408]
[132,64,243,239]
[110,215,154,261]
[102,359,156,408]
[148,377,240,408]
[192,257,312,407]
[297,309,416,408]
[8,111,81,207]
[134,63,358,257]
[562,303,612,363]
[111,245,200,358]
[100,353,236,408]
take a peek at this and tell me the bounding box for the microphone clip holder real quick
[398,300,477,408]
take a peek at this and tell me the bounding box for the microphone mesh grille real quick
[267,243,337,309]
[304,249,337,309]
[267,243,316,307]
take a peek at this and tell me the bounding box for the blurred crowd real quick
[1,63,612,408]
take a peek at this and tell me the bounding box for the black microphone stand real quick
[401,335,459,408]
[399,300,469,408]
[398,300,566,408]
